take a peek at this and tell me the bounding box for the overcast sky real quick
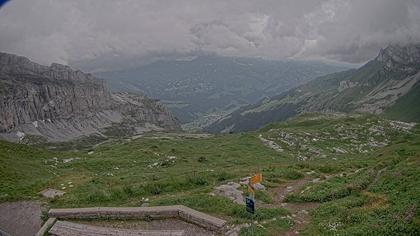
[1,0,420,71]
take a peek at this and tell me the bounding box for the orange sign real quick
[250,173,262,185]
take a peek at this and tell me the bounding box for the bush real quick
[216,171,233,181]
[187,174,209,186]
[283,169,304,180]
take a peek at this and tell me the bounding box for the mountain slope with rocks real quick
[96,55,350,126]
[206,44,420,133]
[0,52,180,142]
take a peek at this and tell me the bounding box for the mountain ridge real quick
[205,44,420,133]
[0,52,180,142]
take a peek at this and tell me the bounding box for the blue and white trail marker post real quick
[246,196,255,214]
[245,173,262,234]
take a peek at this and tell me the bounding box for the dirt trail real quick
[265,177,319,236]
[267,170,368,235]
[368,167,387,189]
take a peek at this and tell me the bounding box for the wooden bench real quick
[49,220,185,236]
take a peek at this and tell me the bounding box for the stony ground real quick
[0,201,43,236]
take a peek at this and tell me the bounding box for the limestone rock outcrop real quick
[0,52,180,142]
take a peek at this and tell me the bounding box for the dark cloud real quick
[0,0,419,70]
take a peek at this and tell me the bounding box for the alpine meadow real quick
[0,1,419,235]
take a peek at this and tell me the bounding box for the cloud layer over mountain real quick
[1,0,419,70]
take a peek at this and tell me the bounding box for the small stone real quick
[312,178,320,183]
[213,182,244,205]
[239,177,250,185]
[252,183,266,190]
[63,158,75,163]
[39,188,65,198]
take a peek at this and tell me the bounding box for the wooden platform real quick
[48,205,226,233]
[49,220,185,236]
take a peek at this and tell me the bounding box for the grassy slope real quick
[0,114,419,235]
[283,124,420,235]
[206,61,379,133]
[384,81,420,122]
[208,56,419,133]
[0,132,297,234]
[0,141,65,201]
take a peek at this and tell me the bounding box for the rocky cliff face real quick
[0,52,179,142]
[377,44,420,74]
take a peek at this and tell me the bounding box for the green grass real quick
[0,114,419,235]
[384,81,420,122]
[0,141,75,201]
[285,124,420,235]
[285,169,374,203]
[0,131,297,206]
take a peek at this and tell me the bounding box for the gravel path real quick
[0,201,43,236]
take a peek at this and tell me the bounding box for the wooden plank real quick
[49,220,185,236]
[49,206,180,220]
[177,205,226,232]
[35,217,57,236]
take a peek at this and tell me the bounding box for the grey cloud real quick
[0,0,419,70]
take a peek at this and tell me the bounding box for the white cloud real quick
[0,0,419,70]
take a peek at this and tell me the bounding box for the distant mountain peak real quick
[377,43,420,74]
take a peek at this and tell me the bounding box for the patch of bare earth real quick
[0,201,43,236]
[269,177,319,236]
